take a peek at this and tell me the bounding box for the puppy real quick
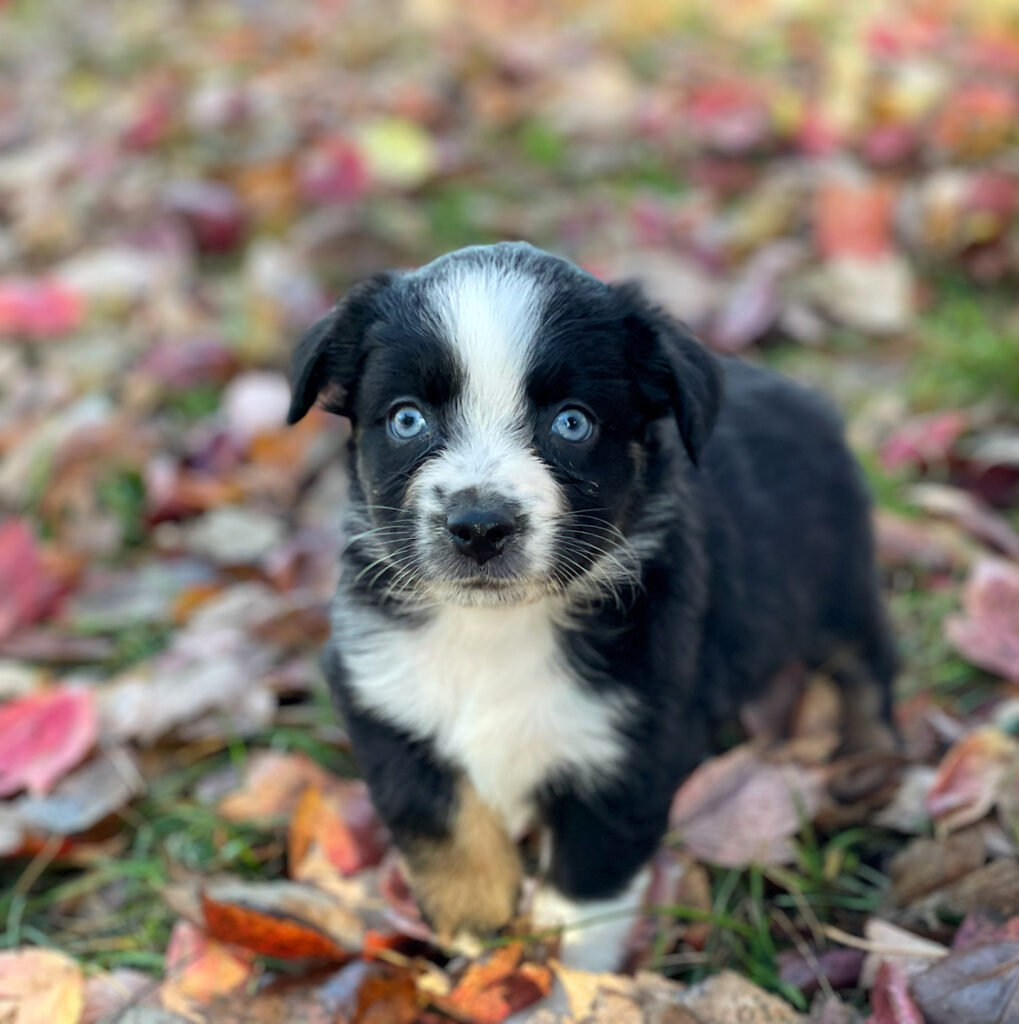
[286,242,895,971]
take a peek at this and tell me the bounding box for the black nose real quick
[446,505,517,564]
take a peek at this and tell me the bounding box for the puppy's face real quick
[288,243,720,608]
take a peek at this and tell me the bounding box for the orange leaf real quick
[815,179,895,261]
[443,944,552,1024]
[160,920,254,1018]
[0,948,84,1024]
[201,879,364,960]
[289,781,388,880]
[218,751,336,822]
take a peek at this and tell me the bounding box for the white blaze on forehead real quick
[428,263,544,435]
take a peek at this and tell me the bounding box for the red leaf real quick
[0,278,84,338]
[879,411,969,472]
[0,686,97,797]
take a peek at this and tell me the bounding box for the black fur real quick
[289,242,895,932]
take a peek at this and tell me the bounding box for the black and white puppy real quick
[287,242,895,970]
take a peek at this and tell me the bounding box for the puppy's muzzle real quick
[445,494,519,565]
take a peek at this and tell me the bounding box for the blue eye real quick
[551,407,594,443]
[388,403,428,440]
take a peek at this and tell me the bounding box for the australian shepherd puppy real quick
[286,242,896,971]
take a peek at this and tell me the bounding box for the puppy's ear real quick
[287,272,397,425]
[614,282,723,466]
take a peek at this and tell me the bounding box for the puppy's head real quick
[288,243,720,608]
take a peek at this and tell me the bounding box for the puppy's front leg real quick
[533,788,663,971]
[337,696,521,939]
[405,779,522,940]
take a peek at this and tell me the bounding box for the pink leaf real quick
[945,558,1019,681]
[0,687,98,797]
[0,520,65,642]
[879,411,968,473]
[867,961,925,1024]
[0,278,84,339]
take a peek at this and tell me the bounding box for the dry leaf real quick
[288,781,388,880]
[159,921,254,1019]
[669,744,825,866]
[0,948,84,1024]
[945,558,1019,682]
[927,727,1019,833]
[911,941,1019,1024]
[217,751,337,821]
[0,685,97,797]
[867,961,924,1024]
[200,879,365,960]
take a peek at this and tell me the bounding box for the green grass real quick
[910,286,1019,410]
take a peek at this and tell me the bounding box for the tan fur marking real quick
[405,780,522,939]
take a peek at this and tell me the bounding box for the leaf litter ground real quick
[2,1,1019,1021]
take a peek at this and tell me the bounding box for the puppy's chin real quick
[424,578,547,608]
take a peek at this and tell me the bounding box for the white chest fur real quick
[336,600,628,837]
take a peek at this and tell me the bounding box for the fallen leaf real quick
[81,968,154,1024]
[899,858,1019,928]
[859,919,948,989]
[946,558,1019,682]
[927,727,1019,833]
[0,948,84,1024]
[909,483,1019,560]
[0,519,66,641]
[159,921,254,1019]
[880,411,968,472]
[0,685,97,797]
[873,509,972,573]
[867,961,923,1024]
[669,744,826,866]
[889,829,987,905]
[442,944,552,1024]
[815,179,895,261]
[200,879,365,960]
[13,745,143,837]
[0,277,84,338]
[289,781,388,880]
[953,912,1019,950]
[679,969,804,1022]
[911,941,1019,1024]
[778,948,865,995]
[217,751,337,821]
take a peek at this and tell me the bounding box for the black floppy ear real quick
[286,272,396,425]
[614,282,723,466]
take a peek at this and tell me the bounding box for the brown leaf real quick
[889,829,987,905]
[678,969,803,1022]
[200,879,365,960]
[927,727,1019,834]
[0,948,84,1024]
[669,744,825,867]
[911,941,1019,1024]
